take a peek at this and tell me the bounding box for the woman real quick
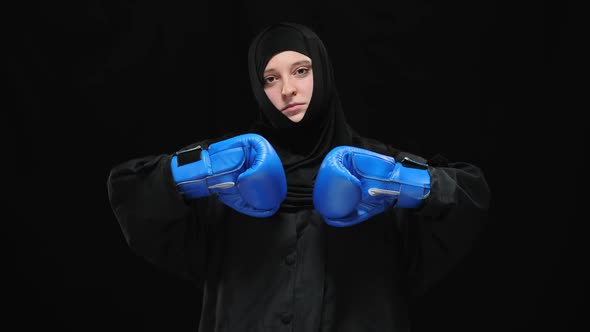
[107,22,491,331]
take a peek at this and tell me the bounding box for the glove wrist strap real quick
[176,145,203,166]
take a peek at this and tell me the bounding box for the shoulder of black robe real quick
[245,22,355,210]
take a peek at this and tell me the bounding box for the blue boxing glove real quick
[313,146,431,227]
[170,133,287,218]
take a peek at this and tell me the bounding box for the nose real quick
[281,79,297,96]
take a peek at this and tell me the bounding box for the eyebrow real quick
[264,60,312,75]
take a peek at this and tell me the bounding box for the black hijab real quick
[247,22,355,210]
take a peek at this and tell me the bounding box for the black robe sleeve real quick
[400,157,492,300]
[106,153,208,283]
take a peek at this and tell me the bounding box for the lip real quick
[281,103,304,113]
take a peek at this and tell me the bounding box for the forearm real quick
[404,161,492,298]
[421,162,491,216]
[107,153,206,281]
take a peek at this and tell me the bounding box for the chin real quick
[288,116,304,123]
[287,112,306,123]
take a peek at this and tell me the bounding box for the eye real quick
[264,76,277,85]
[295,67,310,76]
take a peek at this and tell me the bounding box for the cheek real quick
[264,88,281,107]
[304,78,314,98]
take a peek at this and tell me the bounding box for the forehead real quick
[264,51,312,71]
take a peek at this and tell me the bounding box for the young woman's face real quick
[263,51,314,123]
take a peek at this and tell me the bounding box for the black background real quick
[13,1,584,331]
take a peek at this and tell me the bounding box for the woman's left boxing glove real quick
[313,146,431,227]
